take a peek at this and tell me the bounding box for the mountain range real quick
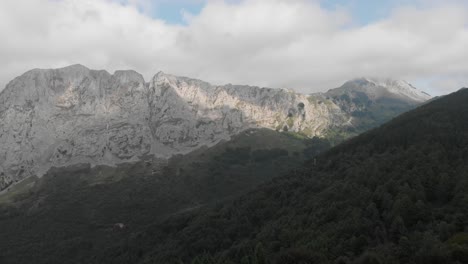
[135,83,468,264]
[0,65,430,190]
[0,69,465,264]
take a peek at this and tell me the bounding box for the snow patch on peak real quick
[360,77,431,102]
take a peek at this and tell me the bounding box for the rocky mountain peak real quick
[153,71,167,82]
[337,77,431,102]
[0,66,432,191]
[367,77,431,101]
[113,70,145,84]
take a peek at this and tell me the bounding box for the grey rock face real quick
[0,65,152,189]
[0,65,431,189]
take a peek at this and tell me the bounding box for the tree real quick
[254,243,268,264]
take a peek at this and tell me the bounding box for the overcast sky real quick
[1,0,467,95]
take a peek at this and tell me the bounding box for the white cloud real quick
[0,0,467,95]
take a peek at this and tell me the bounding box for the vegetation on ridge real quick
[0,129,331,264]
[108,89,468,264]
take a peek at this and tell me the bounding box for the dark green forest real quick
[0,129,330,264]
[101,89,467,264]
[1,89,467,264]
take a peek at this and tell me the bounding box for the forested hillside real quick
[0,88,465,264]
[0,129,330,264]
[110,89,468,264]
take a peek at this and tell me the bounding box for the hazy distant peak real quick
[339,77,432,102]
[62,64,90,71]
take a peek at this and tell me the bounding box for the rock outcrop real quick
[0,65,431,189]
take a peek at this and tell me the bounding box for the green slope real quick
[0,129,331,264]
[0,86,437,264]
[105,89,468,264]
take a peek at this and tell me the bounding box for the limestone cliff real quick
[0,65,430,189]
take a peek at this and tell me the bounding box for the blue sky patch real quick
[151,2,204,24]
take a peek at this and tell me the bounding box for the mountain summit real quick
[322,77,431,132]
[330,77,430,102]
[0,66,431,190]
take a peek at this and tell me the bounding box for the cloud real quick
[0,0,467,95]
